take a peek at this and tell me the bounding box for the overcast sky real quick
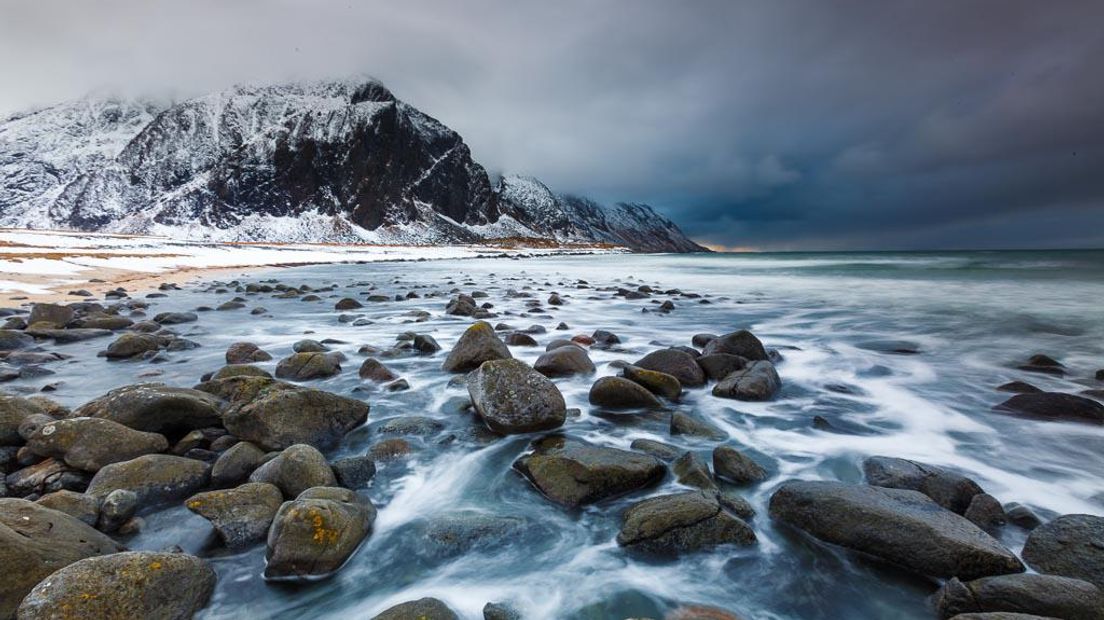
[2,0,1102,250]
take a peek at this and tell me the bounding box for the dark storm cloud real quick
[1,0,1101,249]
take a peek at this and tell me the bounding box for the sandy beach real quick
[0,228,620,305]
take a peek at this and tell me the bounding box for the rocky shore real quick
[0,266,1102,619]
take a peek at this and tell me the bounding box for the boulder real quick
[0,393,52,445]
[442,321,512,373]
[468,359,566,434]
[769,481,1024,580]
[335,297,363,310]
[16,551,215,620]
[153,311,198,325]
[672,451,716,490]
[331,456,377,489]
[589,376,664,409]
[701,330,768,361]
[75,384,224,434]
[533,345,595,377]
[713,446,768,485]
[863,456,983,514]
[265,487,376,579]
[372,598,459,620]
[225,342,273,364]
[202,376,368,450]
[994,393,1104,425]
[0,498,123,618]
[35,490,100,526]
[24,417,168,472]
[712,360,781,401]
[211,440,267,487]
[359,358,398,382]
[211,364,272,380]
[634,349,706,387]
[293,339,328,353]
[28,303,74,327]
[103,333,162,358]
[0,329,34,351]
[249,444,337,499]
[964,493,1008,531]
[622,365,681,399]
[86,454,210,507]
[696,354,748,382]
[630,438,683,462]
[1022,514,1104,588]
[275,352,342,380]
[186,482,284,549]
[513,436,665,508]
[616,490,756,555]
[505,332,538,347]
[420,511,533,558]
[934,573,1104,620]
[670,412,725,440]
[97,489,138,533]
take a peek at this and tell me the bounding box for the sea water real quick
[8,250,1104,619]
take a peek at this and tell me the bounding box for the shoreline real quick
[0,227,624,306]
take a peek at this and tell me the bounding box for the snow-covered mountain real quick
[0,79,707,252]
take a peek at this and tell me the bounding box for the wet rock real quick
[483,602,521,620]
[589,376,664,409]
[769,481,1024,580]
[265,487,376,579]
[673,451,716,490]
[186,482,284,549]
[630,438,683,461]
[77,314,134,330]
[468,358,566,434]
[934,573,1103,620]
[1017,354,1065,376]
[75,384,224,434]
[691,333,718,348]
[226,342,273,364]
[5,458,69,497]
[446,294,479,317]
[211,440,268,488]
[368,438,414,461]
[102,333,162,359]
[534,345,595,377]
[374,416,444,436]
[35,490,100,526]
[863,456,983,514]
[413,334,441,354]
[623,365,681,399]
[293,339,328,353]
[372,598,459,620]
[335,297,363,310]
[670,412,725,440]
[211,364,272,381]
[275,352,342,380]
[616,490,756,555]
[331,456,376,489]
[994,392,1104,425]
[203,376,369,450]
[712,360,781,401]
[964,493,1007,531]
[1,393,53,445]
[0,498,124,618]
[505,332,538,346]
[153,311,198,325]
[249,444,337,499]
[442,321,512,372]
[634,349,706,387]
[24,417,169,472]
[1022,514,1104,588]
[16,550,216,620]
[1004,503,1042,530]
[359,358,398,382]
[0,329,34,351]
[701,330,768,361]
[592,330,621,348]
[996,381,1042,394]
[513,436,665,508]
[696,353,748,382]
[86,454,210,507]
[97,489,138,533]
[421,511,533,557]
[28,327,113,343]
[713,446,768,485]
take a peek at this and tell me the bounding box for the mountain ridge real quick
[0,78,707,252]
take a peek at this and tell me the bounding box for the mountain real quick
[0,79,707,252]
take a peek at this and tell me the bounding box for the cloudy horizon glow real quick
[2,0,1101,250]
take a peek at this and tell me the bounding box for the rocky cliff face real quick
[0,79,707,252]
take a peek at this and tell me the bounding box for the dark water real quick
[8,250,1104,619]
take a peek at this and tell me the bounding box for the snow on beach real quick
[0,228,620,299]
